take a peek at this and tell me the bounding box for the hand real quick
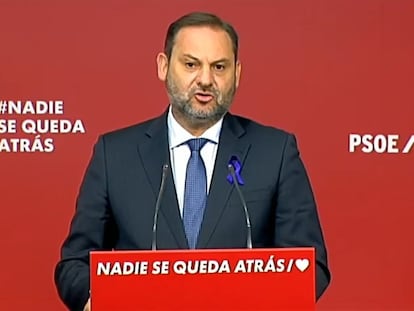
[83,298,90,311]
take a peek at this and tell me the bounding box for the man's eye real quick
[215,64,225,71]
[185,62,196,68]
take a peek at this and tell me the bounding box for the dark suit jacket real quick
[55,111,330,311]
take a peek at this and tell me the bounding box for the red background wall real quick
[0,0,413,309]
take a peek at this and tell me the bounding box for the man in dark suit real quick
[55,11,331,311]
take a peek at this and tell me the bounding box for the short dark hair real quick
[164,12,239,62]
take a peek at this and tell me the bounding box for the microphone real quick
[228,164,252,249]
[151,164,169,251]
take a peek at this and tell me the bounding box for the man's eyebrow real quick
[211,58,231,64]
[182,54,200,61]
[182,54,231,64]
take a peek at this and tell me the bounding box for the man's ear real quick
[156,52,168,82]
[235,60,242,88]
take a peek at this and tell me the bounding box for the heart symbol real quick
[295,259,309,272]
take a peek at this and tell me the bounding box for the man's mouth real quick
[194,92,214,103]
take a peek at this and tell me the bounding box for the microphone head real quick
[228,163,235,174]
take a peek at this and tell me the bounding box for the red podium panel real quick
[90,248,315,310]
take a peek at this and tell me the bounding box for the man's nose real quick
[196,66,213,88]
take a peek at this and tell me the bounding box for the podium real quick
[90,247,315,310]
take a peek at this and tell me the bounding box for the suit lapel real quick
[197,113,251,248]
[137,112,188,249]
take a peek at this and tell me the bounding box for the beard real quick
[166,72,236,125]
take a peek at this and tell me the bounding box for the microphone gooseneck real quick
[228,164,252,249]
[151,164,169,251]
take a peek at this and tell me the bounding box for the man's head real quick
[157,12,242,135]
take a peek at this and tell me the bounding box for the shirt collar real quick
[167,105,223,148]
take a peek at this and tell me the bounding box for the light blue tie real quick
[183,138,208,249]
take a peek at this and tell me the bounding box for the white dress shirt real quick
[167,106,223,217]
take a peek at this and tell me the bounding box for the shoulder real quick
[98,113,166,144]
[228,113,294,142]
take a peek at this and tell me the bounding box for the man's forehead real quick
[172,26,234,60]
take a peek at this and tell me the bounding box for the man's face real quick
[157,26,241,127]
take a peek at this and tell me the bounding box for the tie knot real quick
[187,138,208,152]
